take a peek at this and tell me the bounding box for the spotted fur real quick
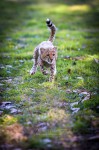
[30,19,57,82]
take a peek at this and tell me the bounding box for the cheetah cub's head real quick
[40,47,57,64]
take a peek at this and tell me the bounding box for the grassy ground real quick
[0,0,99,149]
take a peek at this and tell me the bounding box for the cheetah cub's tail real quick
[46,18,56,43]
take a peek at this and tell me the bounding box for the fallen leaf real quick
[82,93,91,102]
[78,48,80,51]
[82,44,86,49]
[57,101,68,108]
[64,76,69,80]
[88,135,99,141]
[37,122,49,132]
[94,58,99,64]
[6,65,13,68]
[0,101,12,109]
[0,64,5,69]
[64,56,71,59]
[42,138,51,144]
[19,60,24,63]
[73,56,85,60]
[80,91,88,95]
[77,76,83,80]
[70,102,78,107]
[10,108,21,114]
[5,78,12,83]
[66,89,72,93]
[71,107,80,114]
[73,89,81,93]
[0,83,4,86]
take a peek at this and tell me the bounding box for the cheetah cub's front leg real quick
[30,60,37,75]
[40,64,48,75]
[49,64,56,82]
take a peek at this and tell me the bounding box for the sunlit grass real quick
[0,0,99,149]
[69,5,91,12]
[30,4,91,14]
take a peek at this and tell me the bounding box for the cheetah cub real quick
[30,19,57,82]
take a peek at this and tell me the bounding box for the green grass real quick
[0,0,99,149]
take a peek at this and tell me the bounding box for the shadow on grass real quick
[0,0,34,41]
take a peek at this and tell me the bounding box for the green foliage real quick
[83,95,99,111]
[73,109,98,134]
[0,115,17,125]
[0,0,99,148]
[73,119,90,134]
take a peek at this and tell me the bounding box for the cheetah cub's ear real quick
[40,48,46,55]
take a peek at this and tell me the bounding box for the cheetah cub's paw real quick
[30,68,35,75]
